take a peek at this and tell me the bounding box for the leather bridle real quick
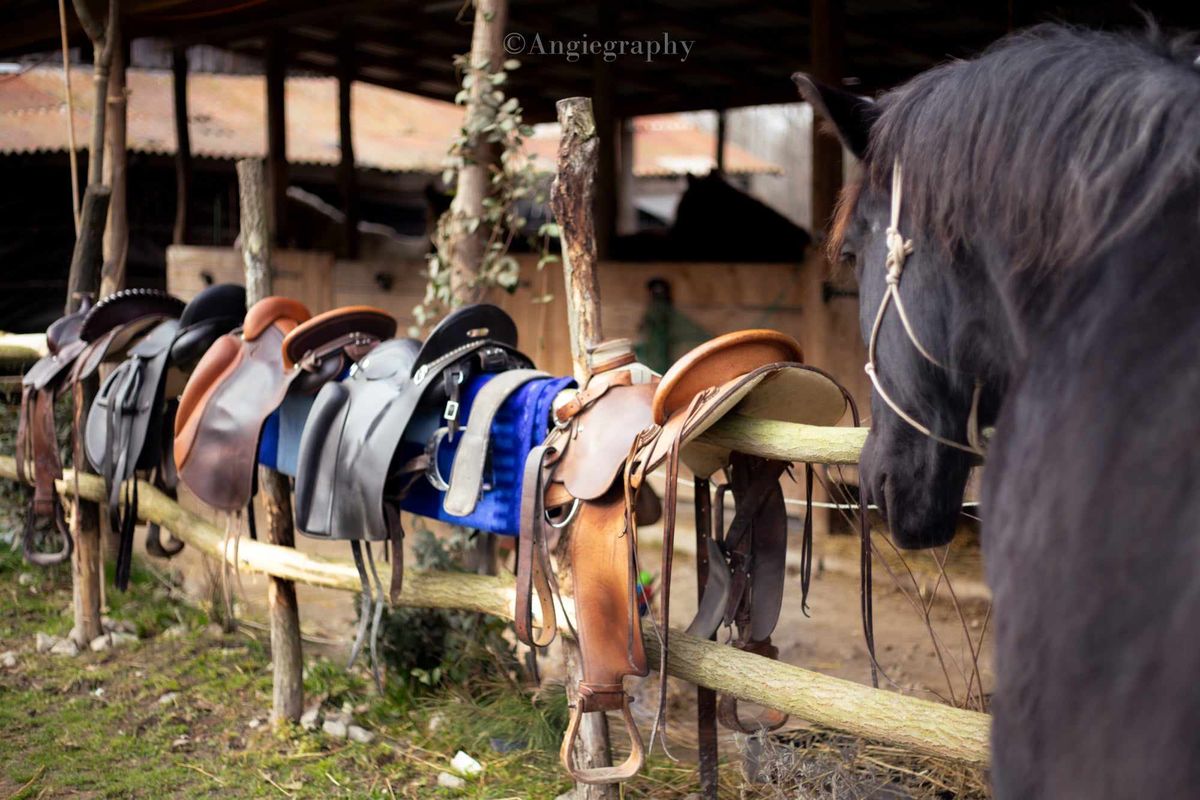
[863,161,989,458]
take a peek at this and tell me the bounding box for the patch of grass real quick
[0,540,731,799]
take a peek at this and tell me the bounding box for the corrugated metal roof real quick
[0,66,780,177]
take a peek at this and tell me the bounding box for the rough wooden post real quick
[448,0,508,304]
[66,185,110,648]
[236,158,303,724]
[549,96,618,800]
[809,0,845,233]
[100,37,127,296]
[265,32,289,247]
[171,46,192,246]
[336,30,359,260]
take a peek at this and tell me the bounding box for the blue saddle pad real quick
[399,373,574,535]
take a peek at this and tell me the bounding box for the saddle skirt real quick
[399,372,575,535]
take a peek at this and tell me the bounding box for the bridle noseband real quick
[863,161,988,458]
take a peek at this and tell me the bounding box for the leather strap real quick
[515,444,558,648]
[552,369,633,425]
[693,476,719,799]
[442,369,547,517]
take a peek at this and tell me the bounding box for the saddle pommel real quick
[242,296,311,341]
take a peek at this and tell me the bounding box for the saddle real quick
[294,304,532,685]
[513,338,660,784]
[15,289,191,567]
[174,300,395,517]
[84,284,246,588]
[629,330,849,746]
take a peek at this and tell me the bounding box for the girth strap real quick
[515,444,559,648]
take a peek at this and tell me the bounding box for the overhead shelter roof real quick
[1,1,1196,122]
[0,66,780,176]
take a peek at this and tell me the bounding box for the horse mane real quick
[866,23,1200,274]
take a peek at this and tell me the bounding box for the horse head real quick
[795,75,1014,549]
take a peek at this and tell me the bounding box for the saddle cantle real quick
[630,329,848,735]
[512,338,659,784]
[84,284,246,588]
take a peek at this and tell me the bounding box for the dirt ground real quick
[152,491,994,761]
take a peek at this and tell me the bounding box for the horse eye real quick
[839,249,857,268]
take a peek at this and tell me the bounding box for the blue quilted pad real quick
[399,373,575,535]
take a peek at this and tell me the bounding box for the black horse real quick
[797,24,1200,798]
[612,171,811,262]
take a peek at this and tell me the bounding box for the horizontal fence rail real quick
[0,453,990,765]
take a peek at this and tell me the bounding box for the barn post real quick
[65,186,110,648]
[236,158,304,725]
[265,31,289,247]
[808,0,845,233]
[549,96,619,800]
[101,35,128,296]
[591,2,618,261]
[715,109,727,174]
[336,30,359,260]
[65,0,120,648]
[172,47,192,246]
[448,0,509,304]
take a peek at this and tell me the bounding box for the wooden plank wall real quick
[166,245,868,412]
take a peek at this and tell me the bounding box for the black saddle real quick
[293,303,532,685]
[84,285,245,588]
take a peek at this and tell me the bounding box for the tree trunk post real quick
[265,32,289,247]
[172,46,192,246]
[809,0,845,234]
[336,31,359,260]
[549,96,618,800]
[66,185,111,647]
[447,0,508,304]
[101,37,128,296]
[236,158,304,725]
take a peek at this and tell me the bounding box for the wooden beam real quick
[172,46,192,245]
[336,30,359,260]
[550,96,617,799]
[810,0,846,234]
[715,109,727,174]
[447,0,509,304]
[101,36,128,296]
[0,454,993,768]
[236,157,303,725]
[265,31,289,246]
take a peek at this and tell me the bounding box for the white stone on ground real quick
[437,773,466,790]
[347,725,375,744]
[322,718,349,739]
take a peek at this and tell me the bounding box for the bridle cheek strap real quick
[864,161,988,458]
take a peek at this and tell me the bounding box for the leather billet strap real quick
[442,368,548,517]
[514,444,559,648]
[552,368,632,425]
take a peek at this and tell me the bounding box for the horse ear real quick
[792,73,877,160]
[686,173,698,186]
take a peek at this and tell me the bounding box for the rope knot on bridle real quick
[884,227,912,284]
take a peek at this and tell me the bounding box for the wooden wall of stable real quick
[166,245,869,413]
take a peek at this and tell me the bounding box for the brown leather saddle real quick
[628,330,853,783]
[514,338,659,784]
[15,289,191,567]
[84,285,246,588]
[175,299,395,520]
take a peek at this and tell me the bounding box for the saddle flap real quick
[294,338,423,540]
[556,382,658,501]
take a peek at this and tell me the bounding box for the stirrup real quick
[23,497,73,567]
[716,693,788,734]
[560,698,644,784]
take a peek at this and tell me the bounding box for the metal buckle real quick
[424,428,450,491]
[443,400,460,422]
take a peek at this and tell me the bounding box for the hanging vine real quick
[413,54,560,333]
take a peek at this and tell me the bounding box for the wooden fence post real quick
[549,96,618,800]
[65,185,110,648]
[236,158,304,724]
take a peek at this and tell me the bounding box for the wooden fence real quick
[0,435,990,767]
